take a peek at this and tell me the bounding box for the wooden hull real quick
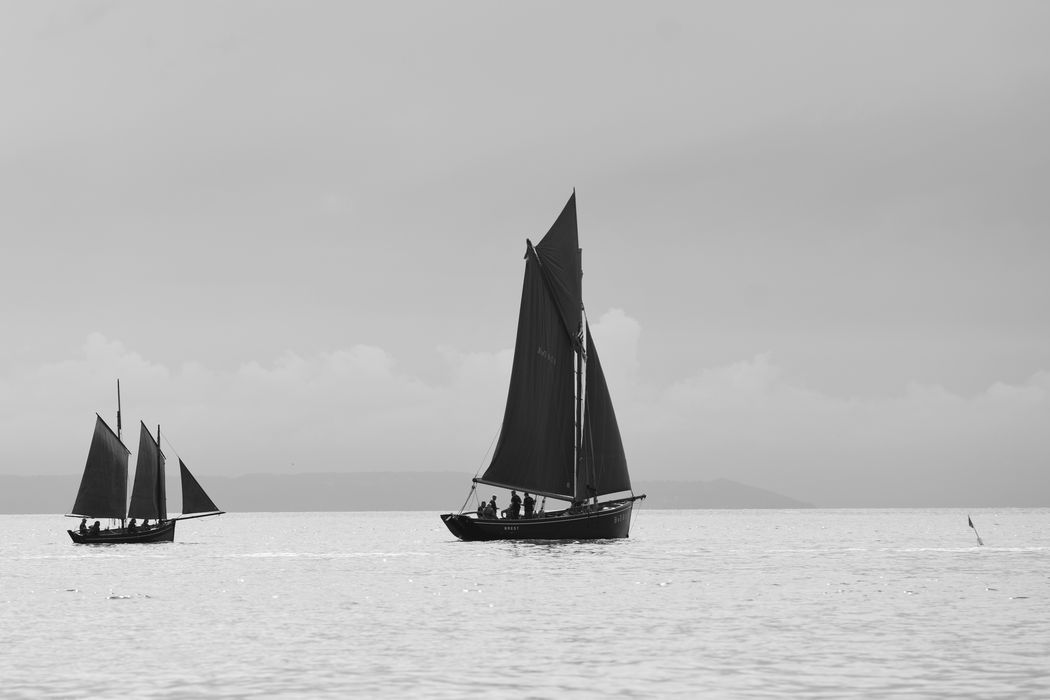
[69,520,176,544]
[441,499,637,541]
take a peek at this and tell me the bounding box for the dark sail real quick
[578,324,632,500]
[479,243,576,499]
[533,192,583,343]
[180,459,220,515]
[128,422,167,520]
[70,415,130,519]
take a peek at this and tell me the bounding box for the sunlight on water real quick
[2,509,1048,698]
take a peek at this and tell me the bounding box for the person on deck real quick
[477,501,486,518]
[483,499,496,519]
[140,519,150,529]
[90,521,101,535]
[523,493,535,519]
[128,518,137,532]
[508,491,522,519]
[79,518,88,534]
[489,495,499,518]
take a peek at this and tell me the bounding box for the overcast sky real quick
[1,1,1047,506]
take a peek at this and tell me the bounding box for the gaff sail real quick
[127,422,167,521]
[70,415,130,519]
[478,241,577,499]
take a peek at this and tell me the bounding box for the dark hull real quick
[441,499,636,541]
[69,519,176,544]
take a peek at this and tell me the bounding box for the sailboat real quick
[67,383,223,544]
[441,192,645,541]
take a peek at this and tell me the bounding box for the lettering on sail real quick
[536,346,557,366]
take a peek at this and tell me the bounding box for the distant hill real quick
[0,473,811,514]
[634,478,811,509]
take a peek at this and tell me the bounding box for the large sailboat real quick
[67,384,223,544]
[441,193,645,541]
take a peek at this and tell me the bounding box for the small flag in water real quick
[968,516,974,529]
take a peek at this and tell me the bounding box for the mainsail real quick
[127,422,167,521]
[180,459,221,515]
[478,193,586,500]
[578,324,631,500]
[70,415,130,519]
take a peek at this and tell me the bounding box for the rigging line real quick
[160,431,183,463]
[458,483,477,515]
[473,422,502,479]
[630,495,644,531]
[459,422,501,513]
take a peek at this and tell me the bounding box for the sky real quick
[1,1,1048,507]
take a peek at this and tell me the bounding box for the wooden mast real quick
[575,247,588,505]
[157,423,162,524]
[118,379,125,530]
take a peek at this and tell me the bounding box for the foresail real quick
[579,324,631,500]
[179,459,221,515]
[479,246,576,499]
[533,192,583,344]
[70,415,130,519]
[128,422,166,520]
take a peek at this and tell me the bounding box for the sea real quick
[1,508,1048,699]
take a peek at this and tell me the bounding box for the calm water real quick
[2,509,1048,698]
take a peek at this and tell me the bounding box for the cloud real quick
[563,310,1049,506]
[0,333,500,479]
[615,350,1049,507]
[1,321,1047,506]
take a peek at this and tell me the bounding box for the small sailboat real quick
[441,192,645,541]
[67,383,223,544]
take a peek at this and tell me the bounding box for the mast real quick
[157,423,167,521]
[119,380,125,529]
[157,424,162,521]
[575,246,585,504]
[575,344,583,503]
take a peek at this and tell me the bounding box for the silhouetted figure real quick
[523,493,535,519]
[483,500,496,519]
[508,490,522,519]
[477,501,486,518]
[90,521,101,535]
[489,495,498,518]
[79,518,88,535]
[128,518,137,532]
